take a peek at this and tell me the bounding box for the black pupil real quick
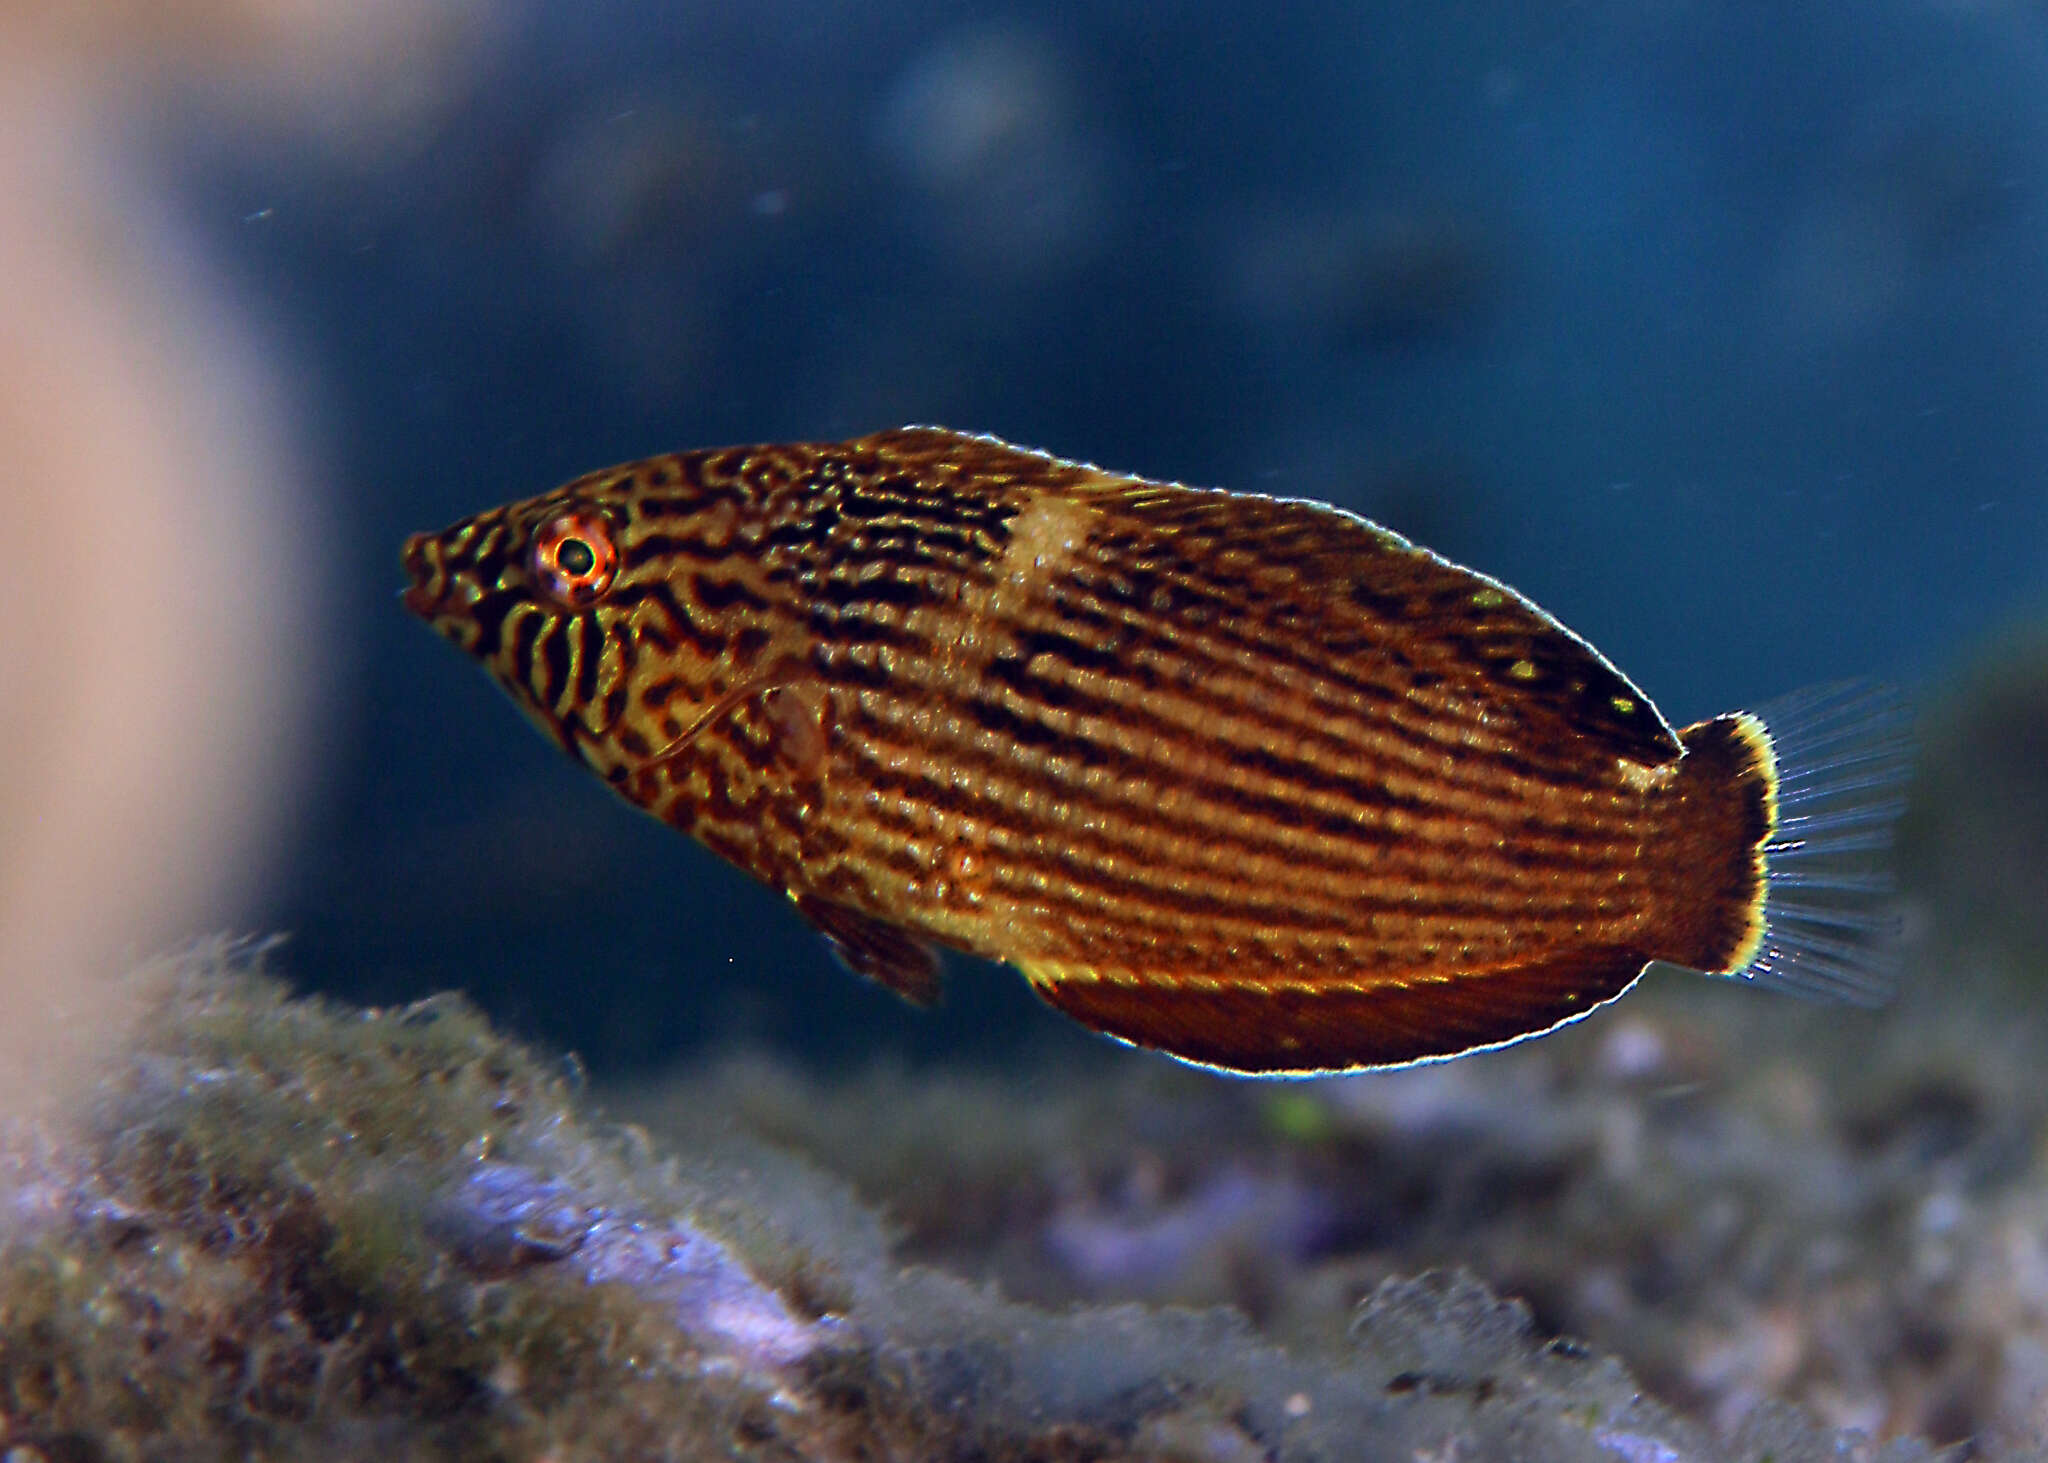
[556,537,597,577]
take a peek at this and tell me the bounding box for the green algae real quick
[0,943,1941,1461]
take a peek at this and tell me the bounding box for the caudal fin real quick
[1715,681,1914,1005]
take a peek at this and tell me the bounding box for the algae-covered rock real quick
[620,972,2048,1453]
[0,943,1938,1461]
[0,942,842,1458]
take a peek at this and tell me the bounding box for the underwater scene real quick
[3,0,2047,1457]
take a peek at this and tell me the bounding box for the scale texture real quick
[403,427,1780,1073]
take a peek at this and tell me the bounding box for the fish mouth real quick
[400,533,443,617]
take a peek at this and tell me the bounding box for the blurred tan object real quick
[0,0,482,141]
[0,0,481,1123]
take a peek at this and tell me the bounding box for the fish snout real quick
[400,532,447,617]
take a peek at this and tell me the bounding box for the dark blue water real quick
[178,0,2048,1075]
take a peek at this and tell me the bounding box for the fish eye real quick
[531,510,618,607]
[557,538,595,576]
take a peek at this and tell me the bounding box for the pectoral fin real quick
[794,893,944,1007]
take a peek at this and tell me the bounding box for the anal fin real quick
[1019,949,1650,1075]
[795,893,944,1007]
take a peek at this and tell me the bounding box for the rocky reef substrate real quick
[0,943,1960,1462]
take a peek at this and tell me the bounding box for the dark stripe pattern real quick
[401,427,1772,1073]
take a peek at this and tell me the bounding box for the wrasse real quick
[402,428,1909,1075]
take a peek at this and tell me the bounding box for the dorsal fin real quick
[849,426,1121,496]
[1085,483,1682,767]
[850,428,1679,766]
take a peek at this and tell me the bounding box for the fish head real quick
[402,464,745,781]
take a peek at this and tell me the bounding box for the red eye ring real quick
[531,509,618,607]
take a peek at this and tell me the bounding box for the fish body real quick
[402,427,1907,1074]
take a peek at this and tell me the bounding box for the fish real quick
[401,427,1910,1076]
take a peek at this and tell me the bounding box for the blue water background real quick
[181,0,2048,1073]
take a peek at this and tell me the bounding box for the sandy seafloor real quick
[1,649,2043,1461]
